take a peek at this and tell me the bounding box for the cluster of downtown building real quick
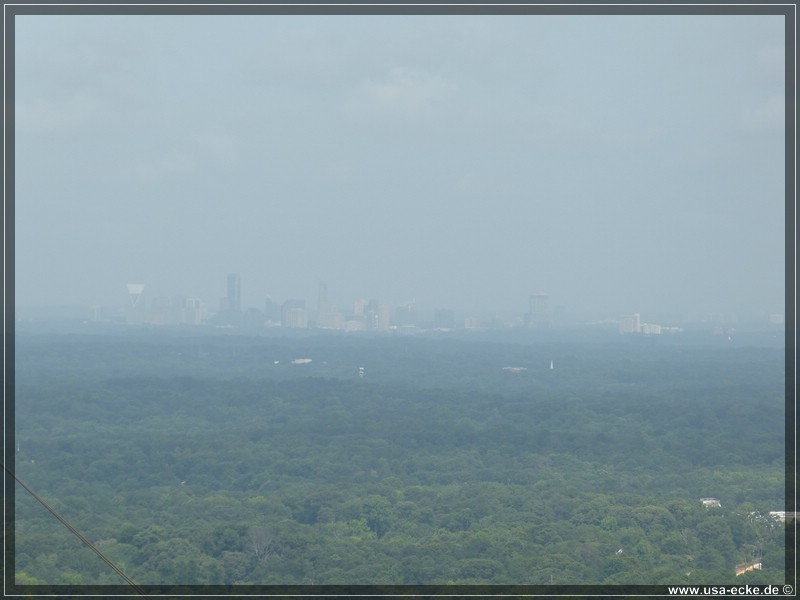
[112,274,700,336]
[123,275,474,332]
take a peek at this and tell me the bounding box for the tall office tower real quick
[619,313,642,334]
[182,298,206,325]
[353,298,366,317]
[525,292,550,328]
[365,299,379,329]
[227,273,241,313]
[126,284,146,324]
[317,283,331,328]
[377,303,391,331]
[363,299,389,331]
[530,292,549,316]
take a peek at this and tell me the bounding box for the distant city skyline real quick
[13,13,788,319]
[14,272,786,328]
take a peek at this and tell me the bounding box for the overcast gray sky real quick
[14,13,786,318]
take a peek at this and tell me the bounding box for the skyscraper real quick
[620,313,641,334]
[364,299,391,331]
[353,298,366,317]
[530,292,549,316]
[317,283,331,327]
[524,292,549,328]
[227,273,241,313]
[182,298,206,325]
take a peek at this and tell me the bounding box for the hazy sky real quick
[14,12,786,318]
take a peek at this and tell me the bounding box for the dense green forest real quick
[10,328,788,588]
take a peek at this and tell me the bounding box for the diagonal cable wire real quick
[3,461,150,597]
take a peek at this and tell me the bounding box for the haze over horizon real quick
[14,13,787,318]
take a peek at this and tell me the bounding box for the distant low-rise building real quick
[319,311,344,330]
[700,498,721,508]
[641,322,661,335]
[661,326,683,334]
[711,326,736,336]
[344,318,365,332]
[768,511,799,523]
[464,316,481,329]
[735,561,762,577]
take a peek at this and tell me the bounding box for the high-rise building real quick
[377,303,391,331]
[281,299,306,328]
[284,307,308,329]
[353,298,366,317]
[318,282,329,312]
[317,283,332,328]
[227,273,241,313]
[364,300,391,331]
[641,322,661,335]
[524,292,549,328]
[620,313,641,334]
[365,299,379,330]
[181,298,206,325]
[216,273,243,325]
[530,292,548,315]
